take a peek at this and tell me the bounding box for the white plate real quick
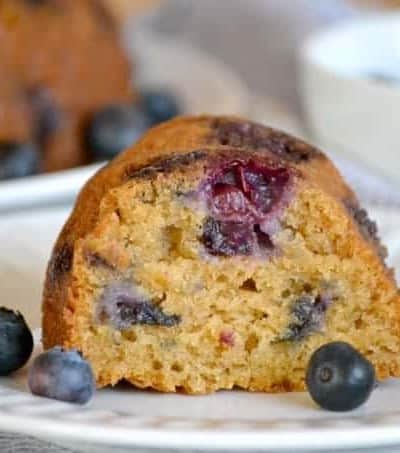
[1,205,400,452]
[0,30,251,213]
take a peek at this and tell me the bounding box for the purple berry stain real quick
[202,218,255,256]
[199,159,291,256]
[278,291,333,342]
[97,281,181,330]
[220,330,235,347]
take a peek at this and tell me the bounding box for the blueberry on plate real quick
[0,142,39,180]
[140,89,181,126]
[0,307,34,376]
[87,104,151,161]
[306,341,375,412]
[28,347,95,404]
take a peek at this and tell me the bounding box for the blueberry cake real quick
[0,0,133,175]
[42,116,400,393]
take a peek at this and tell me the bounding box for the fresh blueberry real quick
[306,341,375,412]
[0,308,34,376]
[87,104,151,161]
[140,90,181,126]
[28,347,95,404]
[0,142,39,180]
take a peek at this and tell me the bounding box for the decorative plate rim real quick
[2,329,400,451]
[2,392,400,451]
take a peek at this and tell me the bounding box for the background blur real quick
[122,0,400,189]
[112,0,399,113]
[1,0,400,185]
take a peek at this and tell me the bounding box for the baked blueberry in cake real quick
[42,115,400,394]
[0,0,133,176]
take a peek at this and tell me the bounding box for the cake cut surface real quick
[42,115,400,394]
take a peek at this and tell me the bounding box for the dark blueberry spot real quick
[124,151,206,180]
[27,87,62,144]
[306,341,375,411]
[202,218,273,257]
[25,0,50,5]
[85,251,114,270]
[254,224,274,249]
[345,201,387,261]
[87,104,151,161]
[244,166,290,215]
[202,218,255,256]
[25,0,58,4]
[278,293,333,342]
[24,0,65,10]
[49,243,73,284]
[140,90,181,126]
[0,142,39,180]
[97,281,181,330]
[28,347,95,404]
[211,119,320,163]
[0,307,33,376]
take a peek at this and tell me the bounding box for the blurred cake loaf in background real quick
[0,0,178,181]
[0,0,134,176]
[104,0,164,23]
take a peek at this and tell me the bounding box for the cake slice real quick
[42,116,400,394]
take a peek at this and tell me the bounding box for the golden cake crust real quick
[42,115,400,393]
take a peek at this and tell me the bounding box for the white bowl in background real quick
[300,14,400,184]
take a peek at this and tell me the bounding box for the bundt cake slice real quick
[42,116,400,394]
